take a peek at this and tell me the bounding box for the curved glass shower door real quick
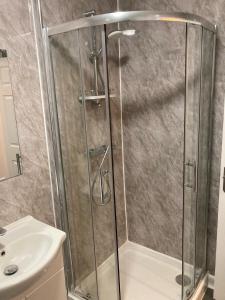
[47,30,99,300]
[43,10,216,300]
[46,24,120,300]
[183,24,215,299]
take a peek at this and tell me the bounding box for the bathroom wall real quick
[0,0,97,227]
[0,0,106,228]
[120,21,185,260]
[0,1,54,226]
[0,0,124,249]
[41,0,224,277]
[0,0,124,291]
[119,0,224,275]
[0,0,222,282]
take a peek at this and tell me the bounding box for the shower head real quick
[107,29,136,40]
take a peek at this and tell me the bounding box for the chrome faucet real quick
[0,227,6,236]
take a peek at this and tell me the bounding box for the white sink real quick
[0,216,66,299]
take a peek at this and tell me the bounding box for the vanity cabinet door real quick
[25,269,67,300]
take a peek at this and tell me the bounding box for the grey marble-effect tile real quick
[0,0,122,289]
[0,198,32,226]
[1,0,217,286]
[40,0,117,27]
[0,0,31,37]
[40,0,75,27]
[0,33,54,226]
[121,21,185,259]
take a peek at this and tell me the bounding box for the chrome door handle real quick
[184,160,197,192]
[223,167,225,192]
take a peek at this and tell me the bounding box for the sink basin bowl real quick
[0,216,66,299]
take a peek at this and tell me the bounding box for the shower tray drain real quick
[175,274,191,286]
[4,264,18,276]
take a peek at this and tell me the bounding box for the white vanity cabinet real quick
[25,269,66,300]
[11,249,67,300]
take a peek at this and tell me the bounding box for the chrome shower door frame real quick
[42,27,75,293]
[183,22,216,300]
[47,11,216,37]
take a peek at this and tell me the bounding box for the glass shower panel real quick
[119,20,185,300]
[183,24,202,299]
[78,25,120,300]
[183,25,215,299]
[195,28,215,284]
[48,31,98,299]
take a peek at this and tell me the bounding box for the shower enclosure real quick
[41,10,216,300]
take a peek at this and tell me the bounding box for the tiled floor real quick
[203,289,213,300]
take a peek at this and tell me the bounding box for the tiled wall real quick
[120,21,185,260]
[0,1,54,226]
[0,0,124,290]
[0,0,222,280]
[0,0,119,227]
[119,0,224,275]
[0,0,123,287]
[0,5,119,214]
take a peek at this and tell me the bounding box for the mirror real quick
[0,49,22,181]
